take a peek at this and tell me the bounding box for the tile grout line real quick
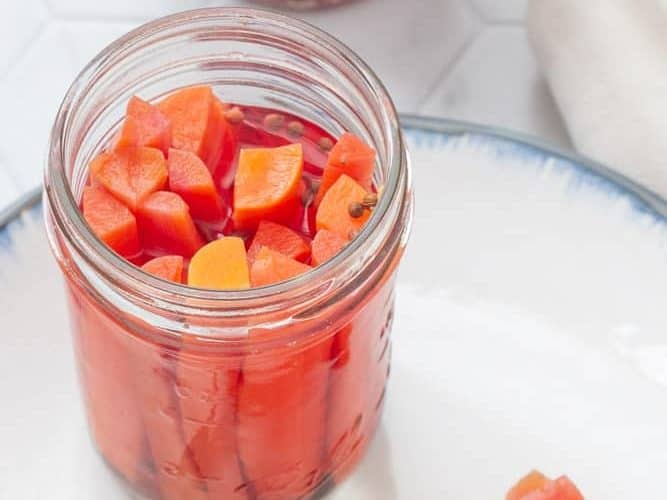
[0,18,49,84]
[415,27,481,113]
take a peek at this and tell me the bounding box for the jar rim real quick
[45,7,409,318]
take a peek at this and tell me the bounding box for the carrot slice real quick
[129,342,208,500]
[506,471,551,500]
[247,220,311,264]
[83,186,141,257]
[311,229,347,266]
[233,144,303,231]
[315,174,371,240]
[238,329,333,498]
[115,96,171,155]
[89,146,168,212]
[250,247,311,287]
[141,255,184,283]
[315,133,375,204]
[176,342,246,499]
[136,191,204,258]
[168,148,225,221]
[66,284,147,489]
[188,237,250,290]
[157,85,228,173]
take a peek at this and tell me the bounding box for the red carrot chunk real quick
[82,186,141,257]
[141,255,184,283]
[311,229,347,266]
[157,85,229,173]
[247,220,311,264]
[250,247,311,287]
[316,133,375,204]
[114,96,171,155]
[167,148,225,222]
[89,146,167,212]
[136,191,204,258]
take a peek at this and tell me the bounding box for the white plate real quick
[1,117,665,499]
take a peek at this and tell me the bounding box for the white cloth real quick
[527,0,667,198]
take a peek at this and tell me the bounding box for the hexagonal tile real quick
[298,0,481,111]
[419,27,570,147]
[469,0,527,22]
[0,0,48,76]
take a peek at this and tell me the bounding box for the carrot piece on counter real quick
[311,229,347,266]
[506,471,584,500]
[187,237,250,290]
[89,146,167,212]
[141,255,184,283]
[115,96,171,155]
[157,85,229,173]
[315,174,371,240]
[168,148,225,221]
[315,133,375,204]
[247,220,311,264]
[550,476,584,500]
[233,143,303,231]
[506,471,550,500]
[83,186,141,257]
[136,191,204,258]
[250,247,312,287]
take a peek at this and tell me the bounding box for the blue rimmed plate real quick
[1,117,665,499]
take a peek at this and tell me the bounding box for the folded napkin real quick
[527,0,667,198]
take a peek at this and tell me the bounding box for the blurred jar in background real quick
[250,0,356,10]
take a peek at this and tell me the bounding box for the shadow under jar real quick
[44,8,412,500]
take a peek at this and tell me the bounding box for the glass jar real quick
[44,7,412,500]
[249,0,356,10]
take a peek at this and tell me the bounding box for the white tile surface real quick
[0,0,48,74]
[419,27,571,148]
[469,0,527,21]
[0,0,569,211]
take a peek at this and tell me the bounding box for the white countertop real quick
[0,0,570,212]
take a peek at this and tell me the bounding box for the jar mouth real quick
[45,7,409,315]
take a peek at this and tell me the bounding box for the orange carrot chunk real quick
[316,132,375,204]
[506,471,584,500]
[250,247,312,287]
[136,191,203,258]
[506,471,551,500]
[157,85,228,173]
[247,220,311,264]
[167,148,225,221]
[233,143,303,231]
[188,237,250,290]
[89,146,167,212]
[141,255,184,283]
[315,174,371,240]
[114,96,171,155]
[311,229,347,266]
[83,186,141,257]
